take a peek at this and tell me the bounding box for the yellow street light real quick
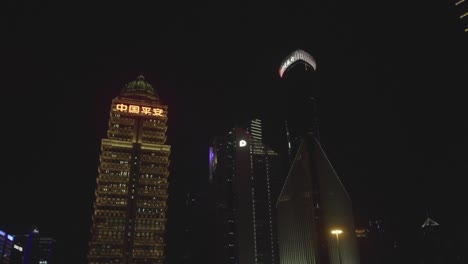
[331,229,343,264]
[331,229,343,235]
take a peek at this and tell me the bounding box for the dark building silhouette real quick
[419,217,443,264]
[178,191,212,264]
[355,217,402,264]
[87,75,171,263]
[1,226,56,264]
[1,228,15,263]
[210,119,282,264]
[37,237,56,264]
[414,215,467,264]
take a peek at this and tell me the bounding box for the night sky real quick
[2,0,467,263]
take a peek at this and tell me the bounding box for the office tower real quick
[13,227,57,264]
[0,229,15,263]
[38,237,56,264]
[179,191,212,264]
[276,50,360,264]
[0,226,55,264]
[10,242,24,264]
[87,75,171,264]
[0,229,25,264]
[210,119,281,264]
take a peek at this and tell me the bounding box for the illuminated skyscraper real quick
[276,50,360,264]
[210,119,281,264]
[87,75,171,264]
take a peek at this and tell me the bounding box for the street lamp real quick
[331,229,343,264]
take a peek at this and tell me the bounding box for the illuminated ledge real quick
[141,143,171,152]
[101,139,170,152]
[102,139,134,148]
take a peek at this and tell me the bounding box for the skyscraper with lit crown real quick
[87,75,170,264]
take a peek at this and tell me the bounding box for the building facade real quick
[276,133,360,264]
[0,229,15,263]
[0,226,54,264]
[276,49,359,264]
[88,76,171,264]
[210,119,281,264]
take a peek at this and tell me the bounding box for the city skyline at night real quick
[3,0,467,263]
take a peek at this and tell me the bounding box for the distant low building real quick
[1,229,16,263]
[1,226,55,264]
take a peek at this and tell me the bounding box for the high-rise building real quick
[210,119,281,264]
[12,226,57,264]
[276,134,360,264]
[419,217,443,264]
[276,50,360,264]
[1,226,55,264]
[87,75,171,264]
[0,229,15,263]
[38,237,56,264]
[178,191,212,264]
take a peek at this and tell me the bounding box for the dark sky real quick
[2,0,467,263]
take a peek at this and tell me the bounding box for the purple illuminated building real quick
[0,229,15,263]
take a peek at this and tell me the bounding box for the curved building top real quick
[279,49,317,78]
[121,75,159,100]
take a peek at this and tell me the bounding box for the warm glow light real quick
[115,103,164,117]
[331,229,343,235]
[239,140,247,147]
